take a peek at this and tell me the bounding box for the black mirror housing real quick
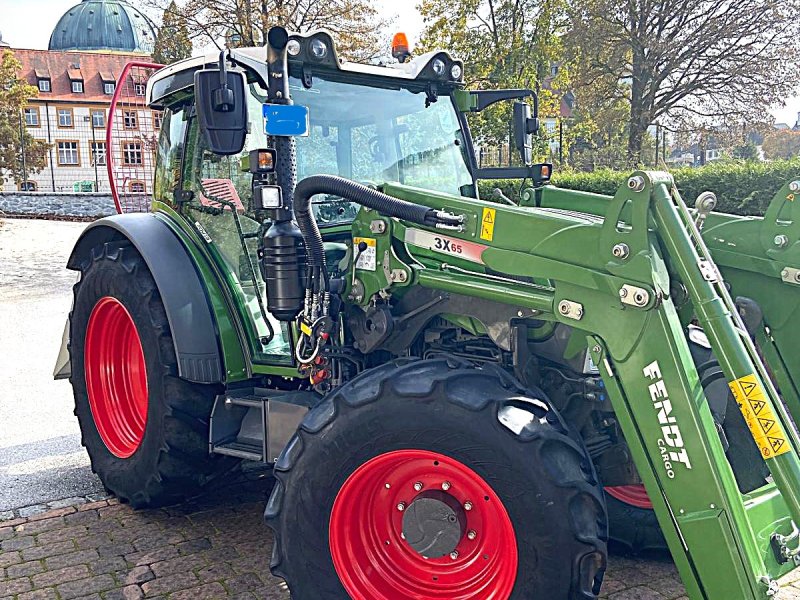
[513,101,539,166]
[195,69,247,155]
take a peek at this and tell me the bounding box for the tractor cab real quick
[144,31,545,368]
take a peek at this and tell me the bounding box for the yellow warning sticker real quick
[300,321,313,336]
[729,374,791,459]
[480,207,496,241]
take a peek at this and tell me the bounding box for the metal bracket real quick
[781,267,800,286]
[771,521,800,565]
[382,249,409,286]
[698,259,720,283]
[619,284,650,308]
[557,299,584,321]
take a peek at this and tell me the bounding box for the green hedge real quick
[478,159,800,216]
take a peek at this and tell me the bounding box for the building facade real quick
[1,0,160,194]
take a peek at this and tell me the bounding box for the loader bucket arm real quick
[353,172,800,598]
[106,61,164,214]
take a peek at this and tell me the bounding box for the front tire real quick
[70,241,236,507]
[265,357,607,599]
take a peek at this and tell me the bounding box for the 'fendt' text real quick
[644,361,692,478]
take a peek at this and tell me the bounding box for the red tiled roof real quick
[10,48,151,103]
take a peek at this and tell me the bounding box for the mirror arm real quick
[470,89,535,112]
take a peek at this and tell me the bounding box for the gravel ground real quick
[0,218,106,512]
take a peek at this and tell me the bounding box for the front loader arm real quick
[347,172,800,599]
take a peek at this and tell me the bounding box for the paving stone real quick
[45,549,100,570]
[0,551,22,568]
[56,574,116,600]
[168,582,227,600]
[32,564,91,588]
[0,577,32,596]
[1,536,35,551]
[6,560,45,578]
[17,588,59,600]
[103,585,144,600]
[140,572,199,597]
[22,541,76,561]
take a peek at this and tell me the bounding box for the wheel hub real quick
[329,449,518,600]
[402,491,466,558]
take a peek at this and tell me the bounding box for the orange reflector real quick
[541,165,551,178]
[258,151,274,171]
[392,32,410,62]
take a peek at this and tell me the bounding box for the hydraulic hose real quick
[293,174,462,275]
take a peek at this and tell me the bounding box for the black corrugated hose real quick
[293,175,462,292]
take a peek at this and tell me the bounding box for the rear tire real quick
[70,241,236,508]
[265,357,608,599]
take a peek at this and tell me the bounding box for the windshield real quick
[287,76,473,196]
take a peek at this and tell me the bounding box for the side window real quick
[153,107,187,203]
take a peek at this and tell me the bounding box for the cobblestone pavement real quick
[2,472,800,600]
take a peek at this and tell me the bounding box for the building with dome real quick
[49,0,156,55]
[1,1,162,194]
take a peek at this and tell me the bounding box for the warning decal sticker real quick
[729,374,792,459]
[480,207,496,241]
[353,237,377,271]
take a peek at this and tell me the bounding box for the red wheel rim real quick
[605,485,653,509]
[329,449,518,600]
[84,296,149,459]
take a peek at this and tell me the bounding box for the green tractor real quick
[55,26,800,599]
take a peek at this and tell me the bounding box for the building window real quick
[104,82,115,95]
[129,180,146,193]
[153,111,163,129]
[23,107,39,127]
[91,109,106,129]
[38,78,51,92]
[134,83,146,96]
[90,142,107,166]
[123,110,138,129]
[122,141,143,165]
[58,108,74,128]
[57,141,80,166]
[19,181,37,191]
[71,80,84,93]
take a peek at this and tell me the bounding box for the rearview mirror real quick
[194,67,247,155]
[513,101,539,166]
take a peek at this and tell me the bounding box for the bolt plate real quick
[619,284,650,307]
[698,259,720,283]
[558,299,584,321]
[781,267,800,286]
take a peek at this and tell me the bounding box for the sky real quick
[2,0,798,126]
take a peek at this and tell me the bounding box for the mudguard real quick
[65,212,225,384]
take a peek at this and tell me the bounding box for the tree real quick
[417,0,570,156]
[153,1,193,65]
[146,0,386,62]
[0,50,49,187]
[568,0,800,166]
[763,130,800,160]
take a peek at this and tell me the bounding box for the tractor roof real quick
[147,30,464,109]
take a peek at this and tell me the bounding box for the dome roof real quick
[49,0,156,54]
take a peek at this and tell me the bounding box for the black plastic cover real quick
[194,69,247,155]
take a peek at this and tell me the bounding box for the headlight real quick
[450,64,462,80]
[431,58,446,76]
[310,38,328,59]
[287,39,301,56]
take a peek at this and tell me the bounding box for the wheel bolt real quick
[464,501,473,511]
[385,483,391,489]
[467,530,477,540]
[449,551,459,560]
[414,482,423,491]
[397,502,406,511]
[441,481,451,491]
